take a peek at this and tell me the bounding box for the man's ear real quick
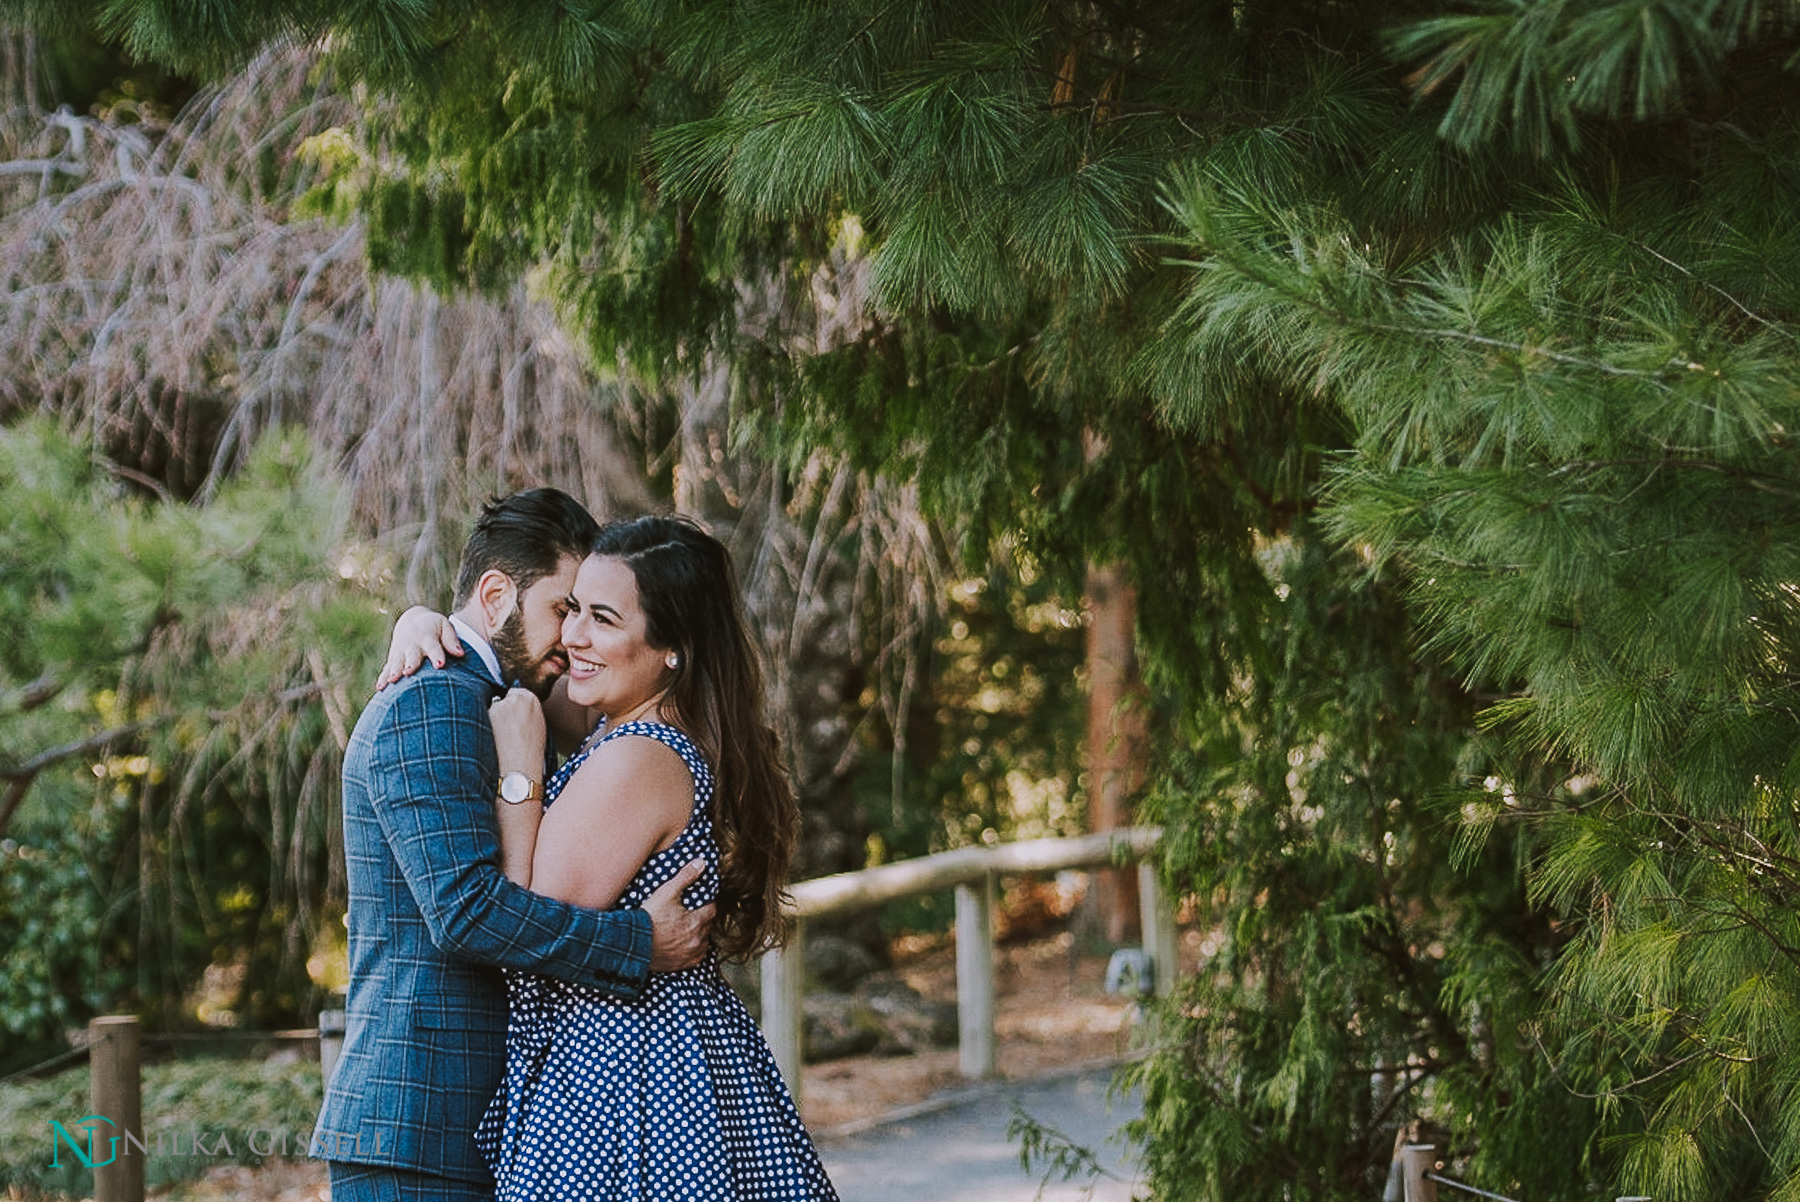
[475,568,518,634]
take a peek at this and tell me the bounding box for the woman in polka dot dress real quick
[476,514,838,1201]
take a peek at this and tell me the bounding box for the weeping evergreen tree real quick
[15,0,1800,1199]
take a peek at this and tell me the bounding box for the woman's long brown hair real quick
[591,515,797,962]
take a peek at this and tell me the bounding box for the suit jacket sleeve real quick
[365,671,653,997]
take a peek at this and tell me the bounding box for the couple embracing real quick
[314,489,837,1201]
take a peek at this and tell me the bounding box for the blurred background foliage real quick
[0,28,1090,1085]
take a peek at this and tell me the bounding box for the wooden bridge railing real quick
[758,826,1169,1104]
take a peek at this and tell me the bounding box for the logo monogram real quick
[47,1116,118,1168]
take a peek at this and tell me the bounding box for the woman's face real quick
[560,554,674,721]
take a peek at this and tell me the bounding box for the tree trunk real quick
[1084,560,1145,945]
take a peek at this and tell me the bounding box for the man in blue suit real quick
[315,489,714,1201]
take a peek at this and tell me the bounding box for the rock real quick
[802,992,884,1062]
[794,975,960,1063]
[804,933,883,990]
[855,975,958,1054]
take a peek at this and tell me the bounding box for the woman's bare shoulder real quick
[564,730,696,807]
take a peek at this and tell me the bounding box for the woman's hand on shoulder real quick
[377,605,462,689]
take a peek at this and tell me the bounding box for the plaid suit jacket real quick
[313,655,652,1184]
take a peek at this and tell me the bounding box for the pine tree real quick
[0,418,360,1064]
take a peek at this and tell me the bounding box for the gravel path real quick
[816,1060,1144,1202]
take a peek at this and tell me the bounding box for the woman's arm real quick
[488,688,549,887]
[377,606,463,689]
[530,736,695,910]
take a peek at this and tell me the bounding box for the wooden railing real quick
[758,826,1169,1104]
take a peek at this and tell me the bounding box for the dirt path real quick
[802,931,1143,1134]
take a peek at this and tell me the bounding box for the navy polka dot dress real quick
[473,720,838,1201]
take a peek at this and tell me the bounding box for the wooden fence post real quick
[318,1009,346,1085]
[1137,860,1179,996]
[761,918,806,1106]
[89,1015,144,1202]
[955,872,996,1078]
[1400,1144,1438,1202]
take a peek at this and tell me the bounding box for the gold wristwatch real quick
[497,772,543,805]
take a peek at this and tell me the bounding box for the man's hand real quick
[643,858,715,972]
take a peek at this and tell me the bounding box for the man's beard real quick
[490,607,554,698]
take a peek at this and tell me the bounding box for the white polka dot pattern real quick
[473,721,838,1200]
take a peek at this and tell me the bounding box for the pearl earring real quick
[666,653,679,670]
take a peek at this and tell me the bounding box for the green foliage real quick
[1318,194,1800,1197]
[19,0,1800,1198]
[1309,16,1800,1201]
[0,1052,324,1197]
[1127,530,1588,1201]
[171,3,1573,1197]
[17,22,200,115]
[862,567,1087,855]
[0,823,121,1074]
[1390,0,1797,154]
[0,420,366,1064]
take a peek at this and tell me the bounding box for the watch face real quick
[501,773,533,803]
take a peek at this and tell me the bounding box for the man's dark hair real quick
[451,488,599,607]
